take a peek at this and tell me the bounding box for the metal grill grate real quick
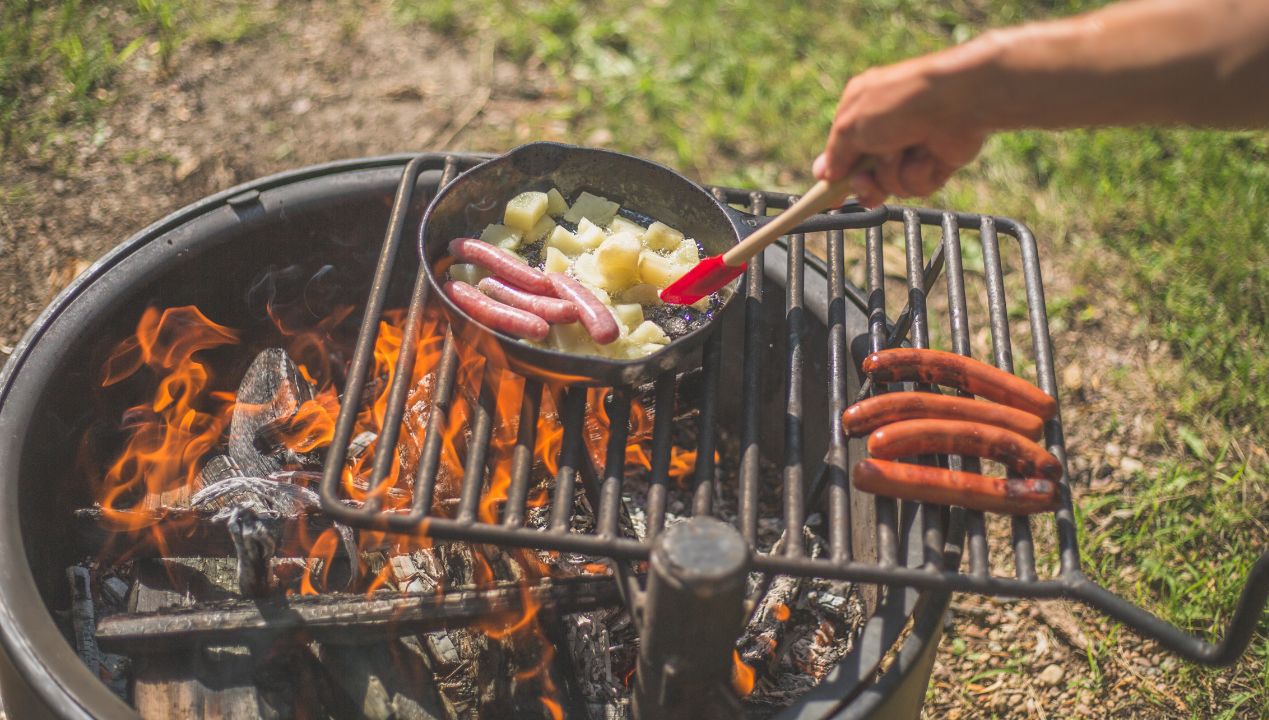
[320,152,1268,667]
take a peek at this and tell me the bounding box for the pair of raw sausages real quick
[445,238,620,344]
[847,348,1062,515]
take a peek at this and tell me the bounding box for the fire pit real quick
[1,152,1263,720]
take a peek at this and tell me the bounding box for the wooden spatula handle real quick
[720,176,855,267]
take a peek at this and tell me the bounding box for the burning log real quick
[73,506,370,560]
[219,505,281,597]
[95,576,622,654]
[228,348,315,477]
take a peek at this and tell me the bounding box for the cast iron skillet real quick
[419,142,748,387]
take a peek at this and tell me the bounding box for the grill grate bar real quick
[738,193,767,548]
[944,214,990,578]
[901,210,947,572]
[456,371,497,523]
[865,224,901,568]
[597,389,632,538]
[1014,222,1082,575]
[979,218,1039,582]
[825,218,852,563]
[502,379,541,527]
[783,227,807,557]
[549,388,587,532]
[644,372,676,538]
[412,334,459,516]
[691,326,723,517]
[317,153,1268,668]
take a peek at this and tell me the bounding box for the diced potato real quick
[526,214,556,245]
[638,250,688,289]
[572,253,609,291]
[547,322,599,356]
[639,342,667,356]
[612,303,644,333]
[617,283,664,306]
[643,221,685,251]
[504,191,549,233]
[545,226,584,256]
[671,238,700,265]
[563,191,620,227]
[586,284,613,307]
[448,263,489,286]
[575,218,606,251]
[593,232,641,292]
[546,188,569,217]
[608,215,645,236]
[480,224,523,251]
[544,246,571,274]
[628,320,670,345]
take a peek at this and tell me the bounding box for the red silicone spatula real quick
[660,175,858,305]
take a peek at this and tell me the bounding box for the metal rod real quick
[1009,220,1082,575]
[825,216,852,563]
[412,335,460,516]
[866,224,899,567]
[645,372,677,539]
[455,369,497,523]
[979,217,1038,582]
[549,387,587,532]
[903,209,946,572]
[503,379,542,527]
[319,154,433,512]
[784,227,806,558]
[691,329,722,517]
[945,215,989,578]
[738,192,767,547]
[597,389,632,539]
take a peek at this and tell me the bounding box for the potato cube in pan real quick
[608,215,645,236]
[638,250,684,288]
[546,188,569,217]
[574,218,607,251]
[671,238,701,265]
[480,224,523,251]
[544,246,571,274]
[448,263,489,286]
[612,303,644,333]
[504,191,549,233]
[628,320,670,345]
[643,221,685,251]
[563,191,620,227]
[526,214,556,245]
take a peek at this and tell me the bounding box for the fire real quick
[773,603,791,622]
[87,298,712,712]
[732,650,756,696]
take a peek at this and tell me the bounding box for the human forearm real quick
[947,0,1269,131]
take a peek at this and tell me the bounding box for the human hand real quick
[815,51,991,208]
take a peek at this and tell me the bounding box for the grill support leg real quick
[633,517,748,720]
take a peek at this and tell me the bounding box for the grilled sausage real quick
[545,273,621,345]
[477,276,579,324]
[448,238,553,295]
[445,281,550,341]
[842,392,1044,440]
[853,458,1060,515]
[862,348,1057,421]
[867,419,1062,480]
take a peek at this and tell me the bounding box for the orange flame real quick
[773,603,791,622]
[732,650,756,697]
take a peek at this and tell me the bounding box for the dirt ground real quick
[0,4,1257,718]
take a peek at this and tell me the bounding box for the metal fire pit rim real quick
[0,153,478,720]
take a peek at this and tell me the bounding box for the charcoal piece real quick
[348,430,378,460]
[67,565,102,677]
[218,505,282,597]
[252,415,325,469]
[229,348,315,478]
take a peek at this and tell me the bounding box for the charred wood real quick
[97,576,622,654]
[228,348,315,477]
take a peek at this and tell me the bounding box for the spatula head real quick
[659,255,747,305]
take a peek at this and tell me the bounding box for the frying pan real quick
[418,142,743,386]
[419,142,880,386]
